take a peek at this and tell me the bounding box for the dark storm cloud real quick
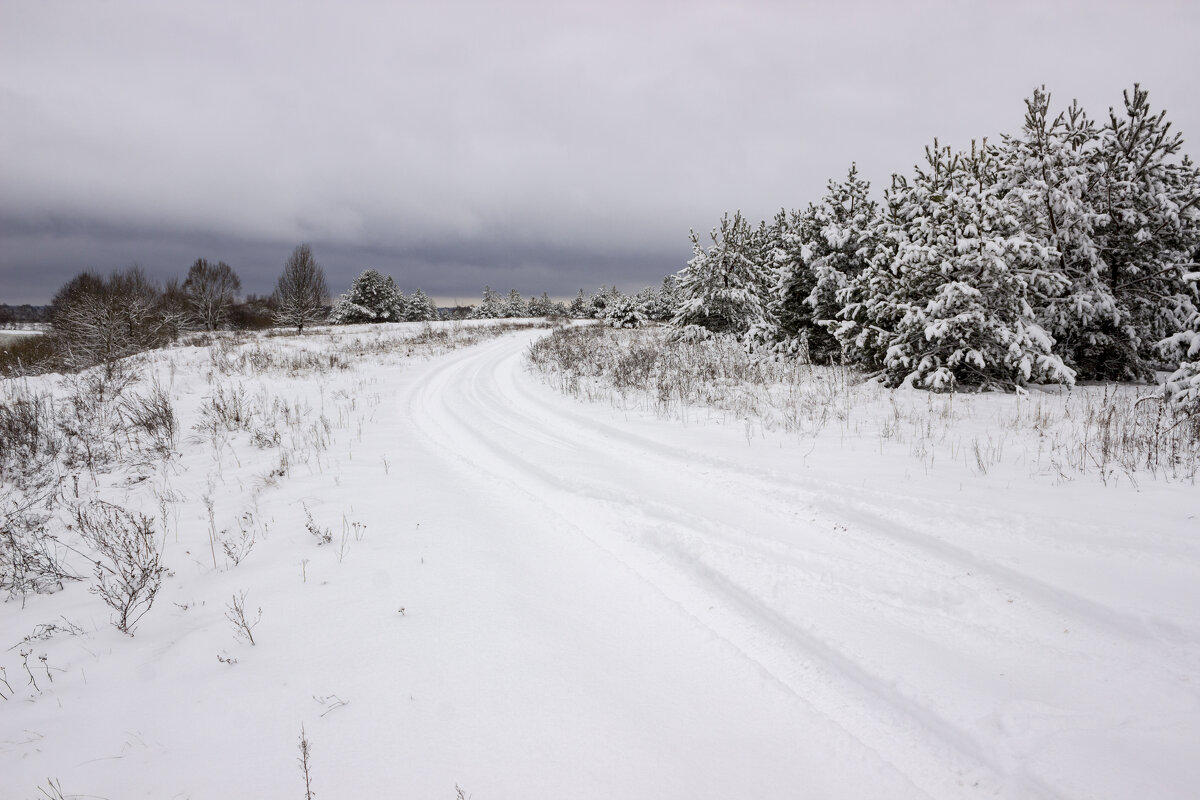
[2,0,1198,303]
[0,215,683,303]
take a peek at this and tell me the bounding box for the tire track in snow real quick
[401,332,1086,800]
[507,340,1200,653]
[468,333,1200,704]
[499,338,1200,770]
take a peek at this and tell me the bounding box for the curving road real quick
[399,329,1200,800]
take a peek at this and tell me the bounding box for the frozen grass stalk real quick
[298,724,315,800]
[225,590,261,645]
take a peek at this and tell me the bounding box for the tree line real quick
[667,84,1200,411]
[0,305,50,327]
[2,245,322,374]
[4,241,679,375]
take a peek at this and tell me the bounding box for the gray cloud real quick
[2,0,1198,303]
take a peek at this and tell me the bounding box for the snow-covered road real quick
[4,326,1198,799]
[402,330,1200,799]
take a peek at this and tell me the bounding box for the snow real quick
[2,323,1199,799]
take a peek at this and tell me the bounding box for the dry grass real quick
[527,326,1200,483]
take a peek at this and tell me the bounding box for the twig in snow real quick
[313,693,349,717]
[298,724,316,800]
[225,591,261,645]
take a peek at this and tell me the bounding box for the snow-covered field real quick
[0,329,46,343]
[2,321,1198,799]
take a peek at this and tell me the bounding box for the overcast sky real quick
[2,0,1198,305]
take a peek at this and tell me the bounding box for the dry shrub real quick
[193,383,255,439]
[119,378,177,458]
[0,387,60,477]
[1,494,78,601]
[527,326,1200,482]
[528,326,849,433]
[0,335,56,377]
[58,367,138,472]
[1049,388,1200,480]
[74,501,165,634]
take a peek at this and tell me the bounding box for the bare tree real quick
[158,277,191,339]
[273,245,329,332]
[49,266,174,372]
[182,259,242,331]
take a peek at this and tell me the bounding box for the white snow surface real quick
[2,323,1199,799]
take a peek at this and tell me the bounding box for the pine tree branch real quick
[1114,263,1198,292]
[1148,195,1200,239]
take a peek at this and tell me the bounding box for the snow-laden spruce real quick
[771,165,881,361]
[468,286,502,319]
[602,294,647,328]
[527,292,558,317]
[330,270,442,324]
[1000,88,1114,379]
[1161,321,1200,413]
[671,211,770,344]
[1088,86,1200,379]
[499,289,528,318]
[1160,271,1200,414]
[405,288,440,322]
[639,276,680,322]
[329,269,405,324]
[1001,85,1200,380]
[837,141,1073,390]
[669,83,1200,399]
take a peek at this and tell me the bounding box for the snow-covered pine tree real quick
[923,140,1071,388]
[1159,268,1200,414]
[631,286,655,320]
[808,166,883,360]
[642,275,681,322]
[1085,85,1200,379]
[871,141,968,387]
[588,286,622,319]
[468,286,503,319]
[771,165,882,361]
[329,269,404,324]
[603,294,647,328]
[999,87,1112,377]
[841,140,1072,389]
[404,288,440,321]
[500,289,528,318]
[769,207,815,356]
[833,177,906,371]
[527,292,555,317]
[394,291,413,321]
[633,283,671,322]
[744,215,784,347]
[670,211,768,343]
[568,289,589,318]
